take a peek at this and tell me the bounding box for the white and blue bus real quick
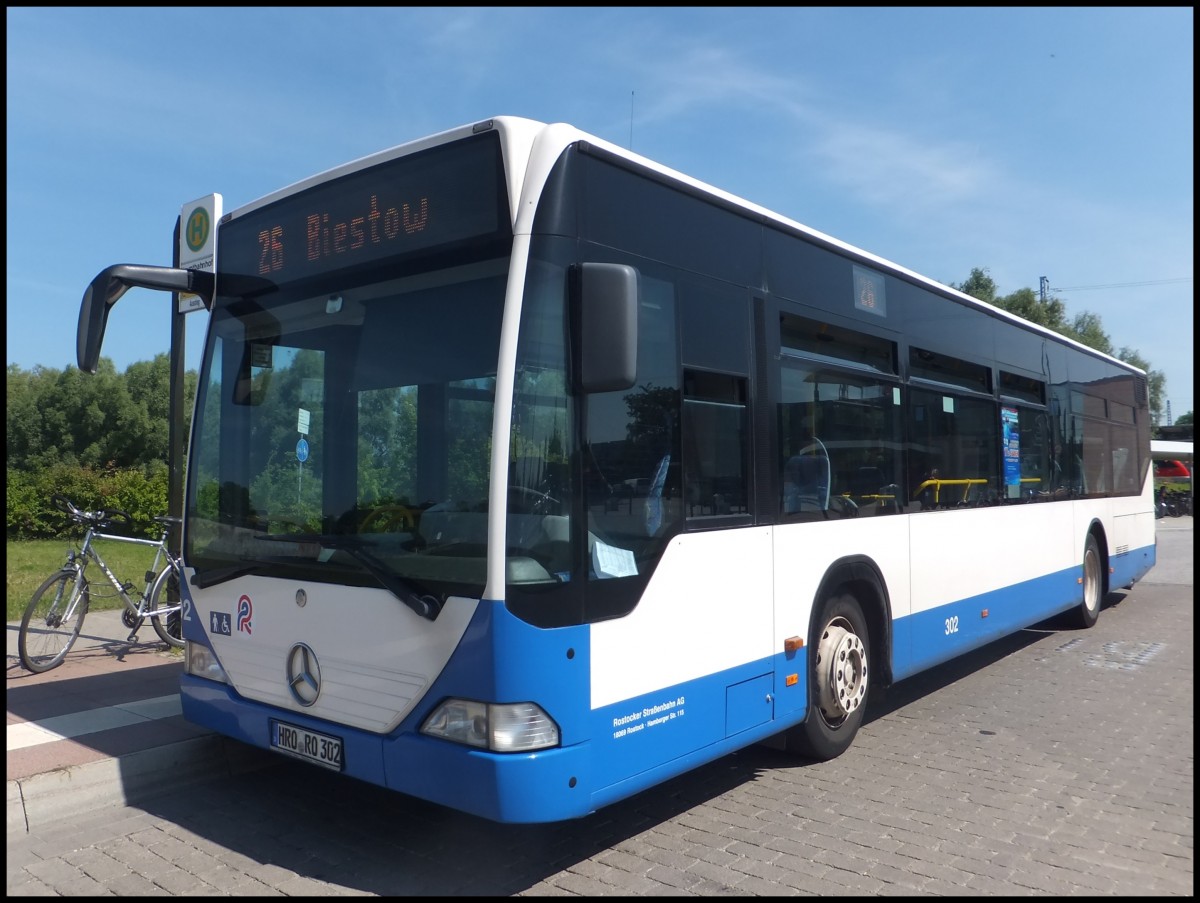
[77,116,1156,823]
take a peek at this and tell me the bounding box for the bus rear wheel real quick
[783,591,870,761]
[1070,534,1103,629]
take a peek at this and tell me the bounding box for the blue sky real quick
[7,7,1194,420]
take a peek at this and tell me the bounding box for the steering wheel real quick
[359,505,417,533]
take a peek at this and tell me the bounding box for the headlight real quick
[185,641,228,684]
[421,698,559,752]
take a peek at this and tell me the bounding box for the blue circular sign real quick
[296,438,310,463]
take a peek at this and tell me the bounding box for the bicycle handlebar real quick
[50,494,134,530]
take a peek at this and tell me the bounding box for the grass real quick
[7,538,169,622]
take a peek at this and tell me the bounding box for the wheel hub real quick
[816,618,867,722]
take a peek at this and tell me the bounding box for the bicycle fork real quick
[52,561,89,629]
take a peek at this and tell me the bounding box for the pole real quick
[169,218,186,557]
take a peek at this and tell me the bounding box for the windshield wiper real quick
[327,539,442,620]
[262,534,442,620]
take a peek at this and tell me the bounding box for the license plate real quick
[270,719,344,771]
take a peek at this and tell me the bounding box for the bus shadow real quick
[863,587,1130,723]
[126,590,1133,895]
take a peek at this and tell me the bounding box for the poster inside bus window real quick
[1002,405,1021,494]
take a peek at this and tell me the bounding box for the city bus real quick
[76,116,1157,824]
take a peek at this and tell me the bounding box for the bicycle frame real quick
[74,524,181,622]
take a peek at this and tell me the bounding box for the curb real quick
[7,734,276,836]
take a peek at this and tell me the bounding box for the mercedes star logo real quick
[286,643,322,706]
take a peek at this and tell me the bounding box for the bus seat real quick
[783,454,830,513]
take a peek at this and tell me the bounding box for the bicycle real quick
[18,494,186,674]
[1156,485,1190,519]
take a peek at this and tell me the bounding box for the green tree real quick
[997,286,1070,333]
[1066,311,1114,356]
[124,354,197,463]
[6,355,198,474]
[953,267,998,305]
[952,268,1070,332]
[5,360,130,470]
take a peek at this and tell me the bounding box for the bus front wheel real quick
[783,591,870,761]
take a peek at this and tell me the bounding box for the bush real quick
[6,463,170,539]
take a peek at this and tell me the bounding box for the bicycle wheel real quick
[19,569,90,673]
[146,562,185,649]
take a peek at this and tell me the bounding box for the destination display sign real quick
[217,132,507,288]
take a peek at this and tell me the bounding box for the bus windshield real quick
[185,129,513,606]
[186,260,508,604]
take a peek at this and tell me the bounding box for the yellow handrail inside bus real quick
[913,477,988,505]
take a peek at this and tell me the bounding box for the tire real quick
[1071,533,1103,629]
[19,569,89,673]
[147,563,185,648]
[781,591,870,761]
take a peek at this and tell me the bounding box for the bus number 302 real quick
[945,616,960,635]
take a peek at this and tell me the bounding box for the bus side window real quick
[682,370,749,521]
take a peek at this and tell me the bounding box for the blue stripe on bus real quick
[894,539,1156,679]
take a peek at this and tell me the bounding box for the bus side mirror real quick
[574,262,638,393]
[77,264,214,374]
